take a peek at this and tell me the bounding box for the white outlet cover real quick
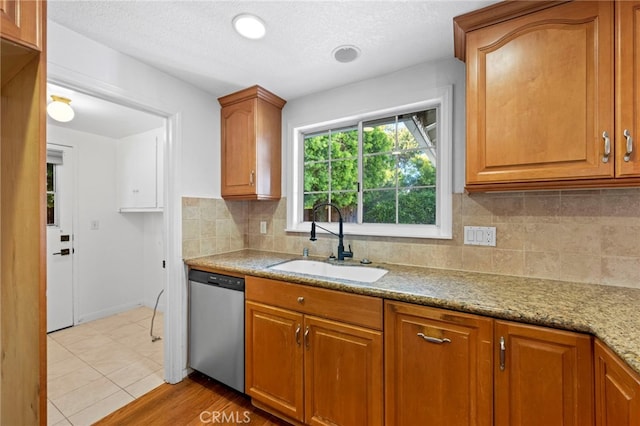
[463,226,496,247]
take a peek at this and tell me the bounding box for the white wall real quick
[48,21,220,198]
[48,125,146,322]
[143,213,165,311]
[282,57,467,193]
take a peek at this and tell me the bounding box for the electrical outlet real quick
[463,226,496,247]
[260,221,267,234]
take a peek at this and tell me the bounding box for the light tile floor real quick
[47,306,165,426]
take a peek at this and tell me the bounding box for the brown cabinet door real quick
[595,339,640,426]
[384,301,493,426]
[245,301,304,422]
[466,2,614,186]
[221,99,257,198]
[616,1,640,177]
[0,0,41,49]
[304,315,383,426]
[494,320,594,426]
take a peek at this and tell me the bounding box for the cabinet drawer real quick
[246,276,382,330]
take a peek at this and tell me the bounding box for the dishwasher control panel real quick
[188,269,245,291]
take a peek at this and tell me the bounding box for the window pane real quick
[363,190,396,224]
[399,109,437,158]
[304,193,329,222]
[363,154,395,189]
[304,162,329,192]
[331,159,358,191]
[409,109,438,145]
[331,127,358,159]
[47,193,55,225]
[363,120,395,154]
[398,150,436,187]
[397,121,420,150]
[398,187,436,225]
[304,133,329,162]
[47,163,54,192]
[331,192,358,223]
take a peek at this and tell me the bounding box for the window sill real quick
[286,222,452,240]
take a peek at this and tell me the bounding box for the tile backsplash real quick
[183,188,640,289]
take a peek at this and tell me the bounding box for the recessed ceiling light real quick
[332,45,361,63]
[233,14,266,40]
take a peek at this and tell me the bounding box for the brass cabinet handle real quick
[304,326,310,349]
[500,336,506,371]
[602,131,611,163]
[249,170,255,185]
[417,332,451,344]
[624,129,634,162]
[295,324,301,346]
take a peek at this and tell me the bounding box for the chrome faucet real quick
[309,203,353,261]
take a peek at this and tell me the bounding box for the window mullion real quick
[327,130,332,222]
[394,115,399,224]
[357,121,363,225]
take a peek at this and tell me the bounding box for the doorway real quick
[45,82,169,423]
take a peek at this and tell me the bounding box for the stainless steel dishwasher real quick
[188,269,245,393]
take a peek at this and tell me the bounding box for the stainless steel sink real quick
[269,259,388,283]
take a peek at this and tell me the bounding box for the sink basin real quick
[269,260,387,283]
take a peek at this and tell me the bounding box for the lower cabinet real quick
[595,339,640,426]
[384,301,493,426]
[245,302,304,421]
[245,278,639,426]
[304,316,383,426]
[385,301,596,426]
[245,277,383,426]
[494,320,594,426]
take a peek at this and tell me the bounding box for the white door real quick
[46,144,74,333]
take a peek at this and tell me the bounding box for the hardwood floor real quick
[94,372,290,425]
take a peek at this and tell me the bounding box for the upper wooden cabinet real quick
[1,0,43,50]
[494,320,594,426]
[616,2,640,178]
[456,1,640,191]
[595,339,640,426]
[218,85,286,200]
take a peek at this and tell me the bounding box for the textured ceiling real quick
[48,0,497,101]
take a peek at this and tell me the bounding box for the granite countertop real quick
[185,249,640,376]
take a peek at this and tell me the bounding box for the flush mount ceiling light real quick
[332,45,361,63]
[233,14,266,40]
[47,95,75,122]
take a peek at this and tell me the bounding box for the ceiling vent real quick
[332,45,361,63]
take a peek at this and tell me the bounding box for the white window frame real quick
[286,85,452,239]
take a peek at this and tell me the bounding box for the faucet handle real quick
[343,245,354,258]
